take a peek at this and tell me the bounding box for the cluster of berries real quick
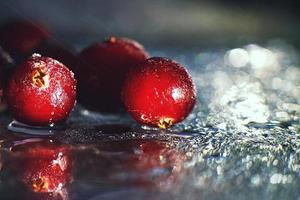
[0,20,196,129]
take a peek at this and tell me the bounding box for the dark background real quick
[0,0,299,48]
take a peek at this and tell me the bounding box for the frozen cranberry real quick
[7,54,77,126]
[0,20,50,55]
[78,36,149,112]
[11,140,72,196]
[122,57,196,129]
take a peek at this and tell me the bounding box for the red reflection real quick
[72,139,187,190]
[11,139,72,199]
[125,140,187,189]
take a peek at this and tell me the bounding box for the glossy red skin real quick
[78,36,149,112]
[0,21,50,55]
[122,57,196,128]
[11,140,72,195]
[7,54,77,126]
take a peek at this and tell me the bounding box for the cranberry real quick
[11,140,72,195]
[0,20,50,55]
[7,54,77,126]
[122,57,196,129]
[78,36,149,112]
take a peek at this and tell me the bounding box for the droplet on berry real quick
[7,53,77,126]
[77,36,149,112]
[122,57,196,129]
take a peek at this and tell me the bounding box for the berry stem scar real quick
[32,68,48,88]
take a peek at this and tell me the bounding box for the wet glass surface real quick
[1,42,300,200]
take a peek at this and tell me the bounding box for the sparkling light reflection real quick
[226,48,249,68]
[196,43,300,126]
[172,88,184,101]
[246,44,276,69]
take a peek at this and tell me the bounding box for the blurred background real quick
[0,0,299,49]
[1,1,300,200]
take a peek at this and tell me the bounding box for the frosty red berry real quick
[7,54,76,126]
[122,57,196,129]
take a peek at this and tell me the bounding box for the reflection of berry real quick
[0,21,50,54]
[78,36,149,112]
[11,140,72,194]
[7,54,77,125]
[72,139,186,190]
[127,140,187,189]
[122,57,196,129]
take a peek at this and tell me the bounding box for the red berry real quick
[0,20,50,54]
[122,57,196,129]
[11,140,72,194]
[78,36,149,112]
[7,54,77,126]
